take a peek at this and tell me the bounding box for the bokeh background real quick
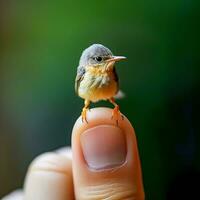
[0,0,199,199]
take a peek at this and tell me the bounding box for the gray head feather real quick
[79,44,113,66]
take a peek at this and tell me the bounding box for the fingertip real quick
[72,107,132,138]
[72,107,138,172]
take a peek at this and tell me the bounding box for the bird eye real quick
[94,56,102,62]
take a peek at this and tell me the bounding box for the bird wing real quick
[75,65,86,95]
[113,66,119,91]
[113,67,125,99]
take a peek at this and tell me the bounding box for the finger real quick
[24,148,74,200]
[2,148,72,200]
[72,107,145,200]
[2,190,23,200]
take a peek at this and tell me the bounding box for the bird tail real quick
[114,90,125,99]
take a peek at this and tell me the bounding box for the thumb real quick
[72,107,145,200]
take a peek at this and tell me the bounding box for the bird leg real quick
[81,100,90,123]
[109,97,124,125]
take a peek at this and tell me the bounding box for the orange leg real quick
[81,100,90,123]
[109,97,124,125]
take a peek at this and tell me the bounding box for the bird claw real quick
[111,106,124,125]
[81,108,88,123]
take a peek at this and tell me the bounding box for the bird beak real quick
[106,56,126,63]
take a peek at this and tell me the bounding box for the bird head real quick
[79,44,126,71]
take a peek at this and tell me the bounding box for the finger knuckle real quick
[77,182,144,200]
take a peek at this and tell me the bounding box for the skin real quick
[3,108,145,200]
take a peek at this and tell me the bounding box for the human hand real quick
[3,108,145,200]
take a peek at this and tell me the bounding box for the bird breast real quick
[78,68,118,102]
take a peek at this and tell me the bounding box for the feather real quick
[114,90,125,99]
[75,65,85,94]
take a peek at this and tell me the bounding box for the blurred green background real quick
[0,0,199,199]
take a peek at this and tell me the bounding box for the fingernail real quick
[80,125,127,170]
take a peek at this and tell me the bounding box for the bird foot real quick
[81,107,88,123]
[111,105,124,125]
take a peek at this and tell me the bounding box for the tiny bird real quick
[75,44,126,124]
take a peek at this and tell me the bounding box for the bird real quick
[75,44,126,124]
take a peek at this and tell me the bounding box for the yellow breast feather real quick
[78,67,117,102]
